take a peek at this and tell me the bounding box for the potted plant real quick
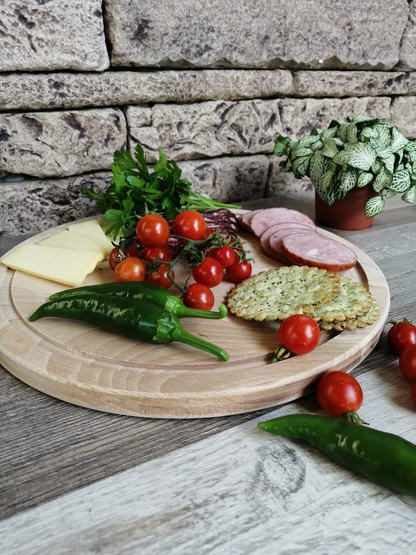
[274,115,416,230]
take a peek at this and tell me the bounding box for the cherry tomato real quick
[109,247,123,271]
[211,245,236,268]
[141,245,173,265]
[114,257,146,282]
[124,245,141,258]
[226,260,252,283]
[183,283,215,311]
[172,210,207,241]
[316,371,363,417]
[411,382,416,406]
[388,320,416,355]
[147,264,174,289]
[278,314,321,355]
[399,345,416,383]
[136,214,170,248]
[192,258,224,288]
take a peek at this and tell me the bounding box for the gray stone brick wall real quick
[1,0,416,237]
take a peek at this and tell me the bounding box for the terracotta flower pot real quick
[315,186,378,230]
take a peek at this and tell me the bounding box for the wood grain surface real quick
[1,214,389,418]
[1,195,415,530]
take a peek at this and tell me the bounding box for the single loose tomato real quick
[388,319,416,355]
[316,371,363,417]
[114,257,146,282]
[172,210,207,241]
[226,260,252,283]
[136,214,170,248]
[192,257,224,288]
[278,314,320,355]
[399,345,416,383]
[109,247,123,271]
[183,283,215,311]
[147,264,174,289]
[141,245,173,265]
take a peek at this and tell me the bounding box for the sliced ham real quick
[282,232,357,272]
[268,227,312,262]
[239,209,262,232]
[260,222,315,257]
[250,207,315,238]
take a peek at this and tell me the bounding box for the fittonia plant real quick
[274,115,416,218]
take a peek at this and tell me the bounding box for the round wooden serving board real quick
[0,214,390,418]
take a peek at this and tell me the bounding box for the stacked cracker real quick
[226,266,380,331]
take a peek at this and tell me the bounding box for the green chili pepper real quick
[258,414,416,497]
[48,281,228,320]
[29,294,229,361]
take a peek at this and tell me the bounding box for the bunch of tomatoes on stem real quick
[388,318,416,406]
[108,210,253,311]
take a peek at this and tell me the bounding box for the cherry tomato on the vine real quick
[109,247,123,271]
[172,210,207,241]
[141,245,173,265]
[278,314,320,356]
[183,283,215,311]
[399,345,416,383]
[136,214,170,248]
[114,257,146,282]
[147,264,174,290]
[388,320,416,355]
[209,245,236,268]
[226,260,252,283]
[316,371,363,417]
[123,245,141,258]
[192,257,224,288]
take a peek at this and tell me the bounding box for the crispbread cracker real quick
[319,296,381,331]
[311,275,374,323]
[226,266,340,321]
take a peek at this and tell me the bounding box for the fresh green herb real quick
[80,144,241,239]
[274,115,416,218]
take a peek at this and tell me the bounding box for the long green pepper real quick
[258,414,416,497]
[48,281,228,320]
[29,295,229,361]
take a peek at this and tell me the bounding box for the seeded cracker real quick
[226,266,340,321]
[320,296,381,331]
[310,275,374,323]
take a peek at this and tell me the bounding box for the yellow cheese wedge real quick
[68,220,113,254]
[1,244,104,286]
[38,230,106,257]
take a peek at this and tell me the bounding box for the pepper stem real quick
[171,326,229,361]
[175,303,228,320]
[342,412,368,425]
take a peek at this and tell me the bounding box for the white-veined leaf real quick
[359,127,378,141]
[310,139,324,152]
[321,138,338,158]
[385,188,397,198]
[298,135,322,149]
[292,156,310,178]
[333,150,350,170]
[371,158,383,174]
[309,151,325,187]
[372,124,391,150]
[346,142,377,171]
[291,146,314,159]
[320,126,338,143]
[391,127,409,153]
[390,169,411,192]
[339,168,358,192]
[365,195,385,218]
[373,166,392,192]
[346,122,358,143]
[357,171,374,188]
[402,187,415,204]
[383,153,395,174]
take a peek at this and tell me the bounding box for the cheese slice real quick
[38,230,106,257]
[2,244,103,286]
[68,220,113,254]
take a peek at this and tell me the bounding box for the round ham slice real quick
[282,232,357,272]
[250,208,315,238]
[260,222,315,258]
[239,209,262,232]
[268,227,312,262]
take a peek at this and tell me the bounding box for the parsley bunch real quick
[81,144,240,240]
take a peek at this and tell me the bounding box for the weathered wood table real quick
[1,195,415,554]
